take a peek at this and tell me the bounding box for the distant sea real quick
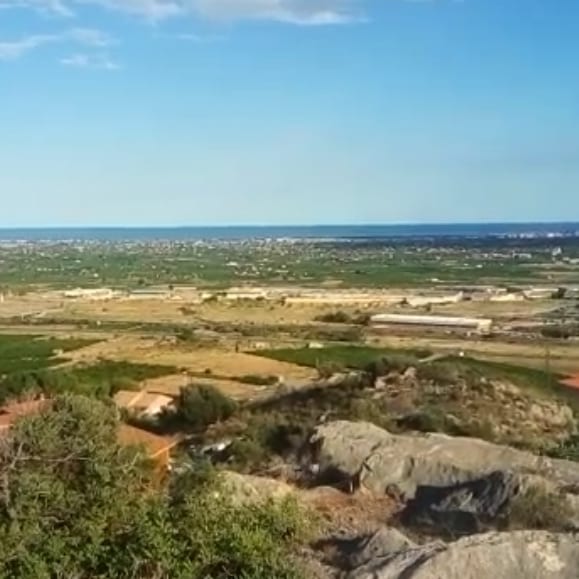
[1,223,579,242]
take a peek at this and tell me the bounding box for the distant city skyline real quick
[1,0,578,226]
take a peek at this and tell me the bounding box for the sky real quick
[1,0,578,227]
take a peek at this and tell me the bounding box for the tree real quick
[0,395,308,578]
[170,383,237,431]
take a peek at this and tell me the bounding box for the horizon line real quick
[2,220,579,230]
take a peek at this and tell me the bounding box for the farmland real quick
[3,234,579,290]
[1,232,579,409]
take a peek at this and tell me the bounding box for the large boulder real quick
[310,421,579,498]
[400,470,520,536]
[348,531,579,579]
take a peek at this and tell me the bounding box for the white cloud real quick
[0,33,58,60]
[0,27,114,61]
[60,52,120,69]
[0,0,365,24]
[0,0,73,16]
[190,0,363,25]
[84,0,183,20]
[68,27,114,47]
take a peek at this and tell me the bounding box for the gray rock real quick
[348,531,579,579]
[310,421,579,498]
[400,471,520,536]
[347,528,416,569]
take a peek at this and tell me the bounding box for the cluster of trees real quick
[0,396,311,578]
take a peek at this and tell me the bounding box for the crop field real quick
[255,345,432,370]
[3,236,579,290]
[0,334,98,375]
[1,234,579,408]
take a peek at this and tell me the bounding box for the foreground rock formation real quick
[347,530,579,579]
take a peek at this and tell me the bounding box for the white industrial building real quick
[370,313,493,333]
[63,288,117,301]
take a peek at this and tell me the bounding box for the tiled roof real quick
[562,375,579,390]
[0,398,178,461]
[117,424,178,458]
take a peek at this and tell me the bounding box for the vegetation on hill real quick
[0,335,98,375]
[179,347,579,473]
[255,345,431,373]
[0,395,311,578]
[0,359,177,403]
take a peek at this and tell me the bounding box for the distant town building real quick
[370,313,492,333]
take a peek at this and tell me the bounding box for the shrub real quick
[238,374,279,386]
[348,399,393,430]
[227,438,270,472]
[170,383,238,431]
[314,311,352,324]
[396,407,452,433]
[316,360,345,379]
[417,362,459,385]
[541,326,571,340]
[549,434,579,462]
[0,395,311,578]
[505,486,571,532]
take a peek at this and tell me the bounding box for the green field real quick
[256,345,579,407]
[254,345,431,370]
[0,335,98,375]
[0,334,178,403]
[3,236,579,290]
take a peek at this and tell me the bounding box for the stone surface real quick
[310,421,579,498]
[348,531,579,579]
[400,470,520,536]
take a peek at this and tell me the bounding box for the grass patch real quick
[255,345,431,371]
[0,335,98,375]
[443,356,579,407]
[237,374,279,387]
[0,360,177,403]
[504,486,572,532]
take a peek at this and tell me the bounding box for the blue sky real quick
[1,0,578,226]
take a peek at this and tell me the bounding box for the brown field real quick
[2,287,578,401]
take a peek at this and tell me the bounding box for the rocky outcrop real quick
[310,421,579,499]
[348,531,579,579]
[345,527,416,569]
[400,470,520,536]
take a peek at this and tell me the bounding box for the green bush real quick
[168,383,238,432]
[0,395,311,578]
[417,362,459,385]
[316,360,345,379]
[238,374,279,386]
[0,361,175,404]
[314,311,352,324]
[549,434,579,461]
[541,326,571,340]
[505,486,571,532]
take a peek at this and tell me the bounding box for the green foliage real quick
[162,384,238,432]
[0,335,97,375]
[548,434,579,461]
[314,311,352,324]
[0,360,176,404]
[256,346,428,372]
[316,360,345,379]
[396,407,455,434]
[416,362,460,385]
[0,395,310,578]
[541,325,572,340]
[174,492,309,579]
[505,486,571,532]
[237,374,279,386]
